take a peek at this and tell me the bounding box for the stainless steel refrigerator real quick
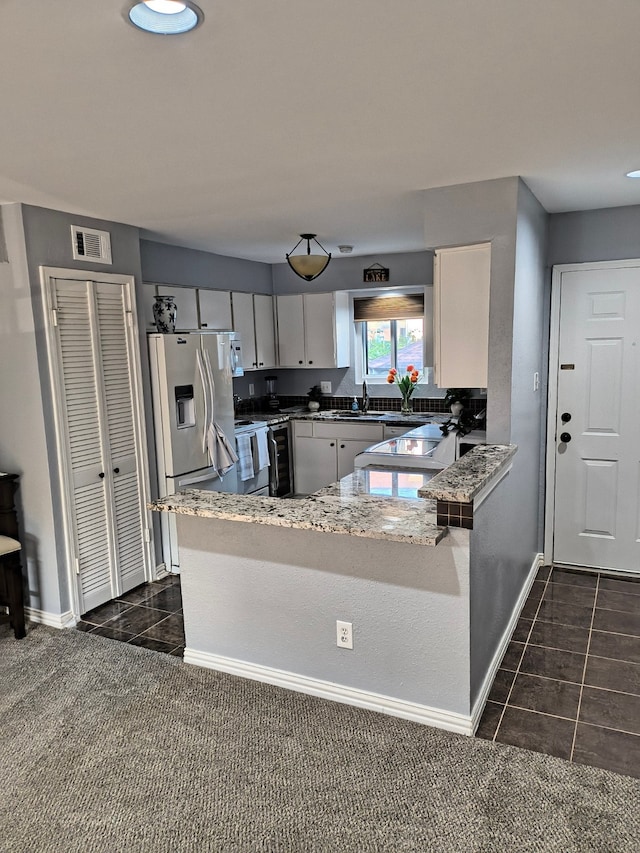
[148,331,243,572]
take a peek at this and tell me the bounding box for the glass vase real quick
[400,395,413,414]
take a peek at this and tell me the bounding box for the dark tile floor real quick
[477,564,640,779]
[76,574,184,657]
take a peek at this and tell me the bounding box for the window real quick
[354,293,425,380]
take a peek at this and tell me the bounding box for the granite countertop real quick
[236,410,448,427]
[292,410,449,426]
[150,440,515,546]
[149,487,446,547]
[418,444,517,503]
[236,412,291,426]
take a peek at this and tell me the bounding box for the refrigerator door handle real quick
[196,349,210,453]
[203,348,217,426]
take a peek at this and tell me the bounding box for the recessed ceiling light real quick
[625,169,640,178]
[127,1,203,35]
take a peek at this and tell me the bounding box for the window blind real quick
[353,293,424,322]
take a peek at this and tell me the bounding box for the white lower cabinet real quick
[293,421,383,494]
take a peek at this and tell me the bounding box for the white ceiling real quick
[1,0,640,263]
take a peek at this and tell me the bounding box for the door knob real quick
[561,412,572,423]
[560,432,572,443]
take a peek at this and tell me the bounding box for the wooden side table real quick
[0,473,26,639]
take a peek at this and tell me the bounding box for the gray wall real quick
[0,205,63,616]
[140,239,272,293]
[272,250,433,295]
[469,182,548,700]
[548,205,640,266]
[179,515,474,717]
[6,204,151,615]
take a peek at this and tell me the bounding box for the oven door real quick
[235,425,270,495]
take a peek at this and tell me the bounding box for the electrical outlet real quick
[248,383,255,396]
[336,620,353,649]
[320,381,332,394]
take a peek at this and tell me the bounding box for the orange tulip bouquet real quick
[387,365,420,413]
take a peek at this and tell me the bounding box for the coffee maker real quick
[265,375,279,411]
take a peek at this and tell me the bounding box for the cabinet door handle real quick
[340,444,345,448]
[299,360,303,364]
[201,322,208,327]
[113,467,120,474]
[329,442,335,447]
[560,432,572,443]
[98,472,105,479]
[259,362,264,366]
[309,360,313,364]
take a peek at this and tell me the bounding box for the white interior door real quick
[46,272,151,614]
[94,282,147,595]
[550,263,640,574]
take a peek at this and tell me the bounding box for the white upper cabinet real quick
[232,292,256,367]
[198,289,233,331]
[156,285,199,331]
[276,291,350,368]
[232,292,276,370]
[433,243,490,388]
[253,293,276,369]
[276,294,306,366]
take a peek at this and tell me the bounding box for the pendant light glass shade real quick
[286,234,332,282]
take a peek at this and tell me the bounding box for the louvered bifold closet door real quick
[54,279,113,612]
[94,282,146,593]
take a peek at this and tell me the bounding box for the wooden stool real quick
[0,535,26,639]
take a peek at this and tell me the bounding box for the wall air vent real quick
[71,225,112,265]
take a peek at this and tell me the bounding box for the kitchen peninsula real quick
[150,444,522,735]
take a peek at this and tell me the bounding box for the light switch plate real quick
[320,381,332,394]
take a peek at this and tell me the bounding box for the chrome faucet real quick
[361,380,370,413]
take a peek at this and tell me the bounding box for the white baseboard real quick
[25,607,76,629]
[183,648,475,736]
[470,551,544,732]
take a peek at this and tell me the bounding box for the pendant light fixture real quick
[286,234,332,282]
[127,1,204,35]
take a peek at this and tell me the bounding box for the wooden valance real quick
[353,293,424,322]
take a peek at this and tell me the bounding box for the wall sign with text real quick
[363,263,390,283]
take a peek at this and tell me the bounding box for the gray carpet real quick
[1,624,639,853]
